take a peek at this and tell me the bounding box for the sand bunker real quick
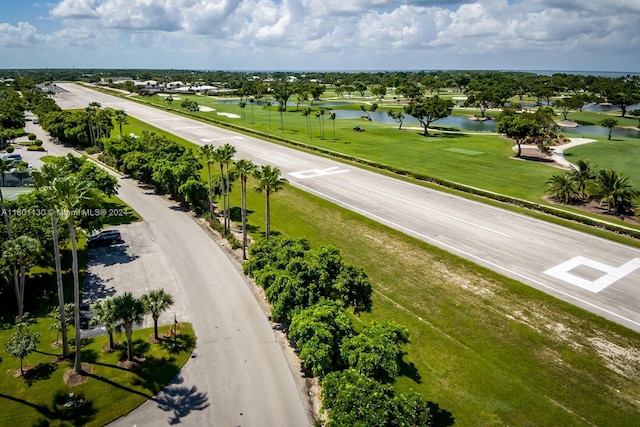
[199,106,215,112]
[217,112,240,118]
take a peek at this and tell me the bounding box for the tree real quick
[277,99,287,133]
[587,169,640,214]
[497,110,545,157]
[289,300,354,377]
[329,112,337,142]
[113,109,128,137]
[353,81,367,97]
[1,235,42,317]
[214,143,236,234]
[546,173,579,204]
[49,304,74,349]
[386,110,405,130]
[340,321,409,383]
[55,175,102,374]
[359,103,378,121]
[301,107,313,139]
[198,144,216,218]
[89,298,120,350]
[320,369,433,427]
[142,289,174,341]
[630,109,640,128]
[4,314,41,376]
[234,158,256,260]
[599,117,618,140]
[404,96,453,136]
[263,101,273,129]
[316,107,328,140]
[32,163,70,357]
[238,101,246,123]
[569,159,596,199]
[253,165,288,240]
[113,292,147,361]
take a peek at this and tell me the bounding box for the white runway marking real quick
[351,182,509,237]
[173,125,210,130]
[289,166,350,179]
[544,257,640,293]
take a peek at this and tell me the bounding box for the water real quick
[557,124,640,139]
[334,110,498,132]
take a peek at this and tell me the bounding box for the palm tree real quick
[55,175,102,374]
[113,109,129,138]
[234,159,256,259]
[264,101,273,129]
[85,102,102,146]
[214,144,236,234]
[249,98,255,124]
[1,235,42,317]
[33,163,71,358]
[113,292,147,361]
[253,165,288,240]
[600,118,618,140]
[329,112,337,141]
[89,298,120,350]
[142,289,174,341]
[569,159,595,199]
[316,107,328,140]
[587,169,640,214]
[301,107,312,139]
[0,158,14,186]
[198,144,216,218]
[546,173,578,204]
[238,101,246,123]
[277,99,286,133]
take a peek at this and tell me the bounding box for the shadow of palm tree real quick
[0,391,97,426]
[155,383,210,425]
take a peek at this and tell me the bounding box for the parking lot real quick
[82,222,191,336]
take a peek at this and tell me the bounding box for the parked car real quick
[87,229,122,247]
[3,153,22,165]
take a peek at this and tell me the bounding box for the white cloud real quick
[1,0,639,70]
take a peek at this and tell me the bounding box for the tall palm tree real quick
[238,101,246,123]
[1,235,42,317]
[113,109,129,138]
[113,292,147,361]
[55,175,102,374]
[301,107,312,139]
[198,144,216,218]
[214,144,236,234]
[277,99,286,133]
[263,101,273,129]
[234,159,256,259]
[142,289,174,341]
[253,165,288,240]
[329,112,337,141]
[33,163,71,357]
[89,297,120,350]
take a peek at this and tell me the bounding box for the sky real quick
[0,0,639,72]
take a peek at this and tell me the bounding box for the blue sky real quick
[1,0,639,72]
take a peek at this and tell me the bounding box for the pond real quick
[557,124,640,139]
[333,110,498,132]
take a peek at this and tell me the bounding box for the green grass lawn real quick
[0,320,195,426]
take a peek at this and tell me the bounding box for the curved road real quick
[54,83,640,337]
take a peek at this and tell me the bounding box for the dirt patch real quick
[64,363,93,386]
[118,355,146,370]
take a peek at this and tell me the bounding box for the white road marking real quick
[289,166,350,179]
[351,182,509,237]
[295,182,640,329]
[544,256,640,293]
[173,125,210,130]
[201,136,243,143]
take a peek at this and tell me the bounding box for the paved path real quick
[550,137,597,168]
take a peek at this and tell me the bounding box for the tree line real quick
[243,237,448,426]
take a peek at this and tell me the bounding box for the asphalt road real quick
[53,83,640,334]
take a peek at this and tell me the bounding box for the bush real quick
[27,145,45,151]
[28,133,37,141]
[85,146,101,155]
[34,139,43,146]
[6,145,15,153]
